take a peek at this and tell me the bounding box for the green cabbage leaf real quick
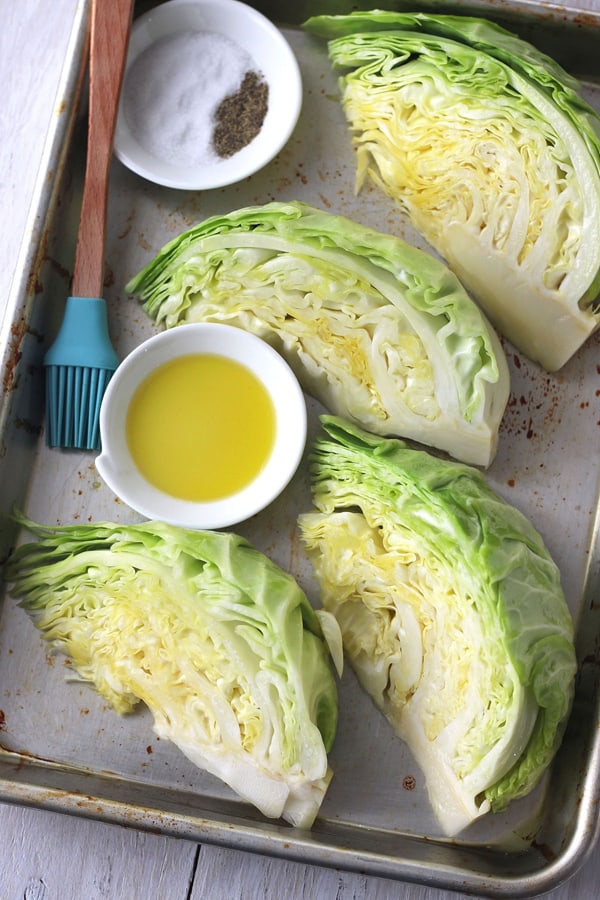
[126,200,509,467]
[298,416,577,835]
[4,513,340,828]
[304,11,600,370]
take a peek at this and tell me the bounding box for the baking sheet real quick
[1,1,600,896]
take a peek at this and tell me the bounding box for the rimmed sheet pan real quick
[1,2,599,895]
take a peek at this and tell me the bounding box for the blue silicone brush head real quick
[44,296,119,450]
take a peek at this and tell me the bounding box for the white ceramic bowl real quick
[114,0,302,189]
[96,324,307,529]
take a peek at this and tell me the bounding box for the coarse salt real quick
[122,31,257,168]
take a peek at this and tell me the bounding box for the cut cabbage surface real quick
[299,416,577,835]
[4,514,341,828]
[127,201,509,466]
[304,11,600,370]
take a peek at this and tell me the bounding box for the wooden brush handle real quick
[71,0,134,298]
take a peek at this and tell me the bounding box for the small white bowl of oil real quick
[96,324,307,529]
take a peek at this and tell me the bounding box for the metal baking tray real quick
[1,1,599,895]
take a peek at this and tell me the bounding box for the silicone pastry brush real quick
[44,0,134,450]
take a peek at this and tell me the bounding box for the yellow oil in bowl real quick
[125,353,276,501]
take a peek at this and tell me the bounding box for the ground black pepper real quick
[212,70,269,158]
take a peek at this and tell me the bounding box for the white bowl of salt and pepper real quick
[114,0,302,189]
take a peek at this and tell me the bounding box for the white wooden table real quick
[1,2,598,898]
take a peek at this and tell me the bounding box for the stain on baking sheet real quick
[2,318,26,392]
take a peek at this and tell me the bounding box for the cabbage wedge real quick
[299,416,577,836]
[304,11,600,370]
[127,201,509,467]
[4,514,340,828]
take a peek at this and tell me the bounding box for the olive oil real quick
[126,353,276,501]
